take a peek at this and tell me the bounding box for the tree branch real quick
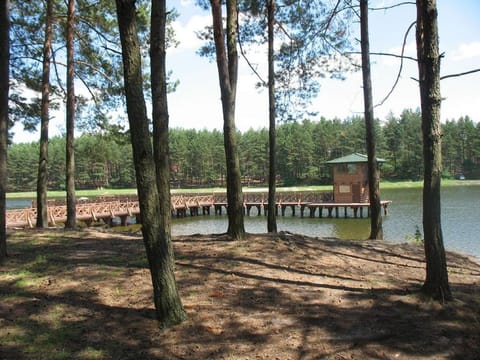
[49,57,116,85]
[322,0,343,36]
[75,69,98,103]
[237,31,267,87]
[369,2,416,11]
[51,48,66,97]
[345,51,417,62]
[375,21,416,108]
[76,17,119,50]
[440,68,480,80]
[74,60,116,84]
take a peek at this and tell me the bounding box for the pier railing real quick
[6,190,391,228]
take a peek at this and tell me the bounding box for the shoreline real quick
[6,179,480,199]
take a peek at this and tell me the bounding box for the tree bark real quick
[150,0,187,325]
[360,0,383,240]
[65,0,76,229]
[116,0,186,327]
[0,0,9,263]
[36,0,53,228]
[416,0,452,301]
[267,0,277,233]
[210,0,245,239]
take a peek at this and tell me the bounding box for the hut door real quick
[352,183,361,203]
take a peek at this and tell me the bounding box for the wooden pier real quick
[6,191,392,228]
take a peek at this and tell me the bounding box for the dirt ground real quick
[1,228,479,360]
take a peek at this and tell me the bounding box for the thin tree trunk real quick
[150,0,186,325]
[65,0,76,229]
[416,0,452,301]
[267,0,277,233]
[210,0,245,239]
[36,0,53,228]
[116,0,185,327]
[0,0,10,263]
[360,0,383,239]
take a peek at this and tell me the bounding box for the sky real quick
[12,0,480,143]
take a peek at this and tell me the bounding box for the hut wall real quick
[332,163,370,203]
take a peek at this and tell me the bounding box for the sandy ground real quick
[1,228,479,359]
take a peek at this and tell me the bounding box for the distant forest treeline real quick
[8,110,480,191]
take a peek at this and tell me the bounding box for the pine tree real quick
[416,0,452,301]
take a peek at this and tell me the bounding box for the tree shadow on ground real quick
[1,229,479,359]
[173,234,480,359]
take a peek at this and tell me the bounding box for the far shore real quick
[6,179,480,200]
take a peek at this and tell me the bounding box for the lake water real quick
[7,185,480,259]
[170,185,480,259]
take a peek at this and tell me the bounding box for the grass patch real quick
[126,256,148,268]
[26,254,49,271]
[10,230,76,247]
[76,347,108,360]
[0,306,85,360]
[381,179,480,189]
[2,269,46,290]
[7,180,480,201]
[14,274,45,289]
[95,264,125,278]
[0,325,27,344]
[6,188,138,200]
[20,323,83,359]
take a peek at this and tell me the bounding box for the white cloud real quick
[451,42,480,61]
[170,15,211,54]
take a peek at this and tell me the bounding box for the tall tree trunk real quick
[416,0,452,301]
[36,0,53,228]
[65,0,76,229]
[267,0,277,233]
[360,0,383,239]
[150,0,187,325]
[116,0,186,327]
[0,0,9,263]
[210,0,245,239]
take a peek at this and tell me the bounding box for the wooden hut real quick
[327,153,385,203]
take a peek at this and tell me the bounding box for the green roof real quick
[326,153,386,164]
